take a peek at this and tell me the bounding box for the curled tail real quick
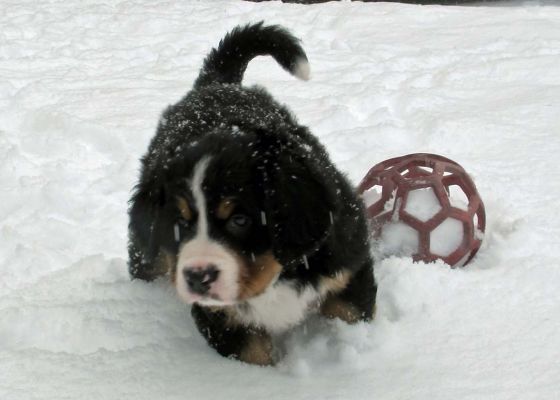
[194,22,310,89]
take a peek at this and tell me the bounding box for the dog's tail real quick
[193,22,310,89]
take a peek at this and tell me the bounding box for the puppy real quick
[128,22,376,365]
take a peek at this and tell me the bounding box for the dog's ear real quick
[128,181,175,277]
[259,134,338,266]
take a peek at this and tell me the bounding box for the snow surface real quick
[2,1,560,399]
[404,187,442,222]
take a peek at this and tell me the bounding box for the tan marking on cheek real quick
[318,269,352,296]
[168,256,178,284]
[176,196,192,221]
[146,249,176,282]
[320,296,362,324]
[238,252,282,300]
[216,198,235,220]
[238,333,274,366]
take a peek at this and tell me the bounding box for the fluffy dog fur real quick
[128,22,377,365]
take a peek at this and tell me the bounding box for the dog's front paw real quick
[237,331,275,366]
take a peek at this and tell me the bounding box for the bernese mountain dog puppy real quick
[128,22,377,366]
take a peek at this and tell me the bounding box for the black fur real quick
[128,22,377,365]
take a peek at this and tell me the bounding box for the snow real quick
[2,0,560,399]
[404,186,442,222]
[362,185,383,207]
[430,217,464,256]
[448,183,470,210]
[378,221,420,257]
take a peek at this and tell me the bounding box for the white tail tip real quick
[293,58,311,81]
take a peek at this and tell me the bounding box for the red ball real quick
[358,153,485,267]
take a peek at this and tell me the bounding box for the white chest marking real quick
[235,281,320,333]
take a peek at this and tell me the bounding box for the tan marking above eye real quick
[176,197,192,221]
[216,198,236,220]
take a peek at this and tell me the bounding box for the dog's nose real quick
[183,265,220,295]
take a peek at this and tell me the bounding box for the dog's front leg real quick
[320,260,377,323]
[191,304,274,366]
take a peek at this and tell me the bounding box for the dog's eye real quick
[232,214,249,226]
[227,214,252,235]
[177,216,190,226]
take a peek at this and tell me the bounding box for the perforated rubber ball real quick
[358,153,485,267]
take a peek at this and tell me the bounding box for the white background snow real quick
[1,0,559,399]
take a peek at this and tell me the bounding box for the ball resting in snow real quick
[359,153,486,267]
